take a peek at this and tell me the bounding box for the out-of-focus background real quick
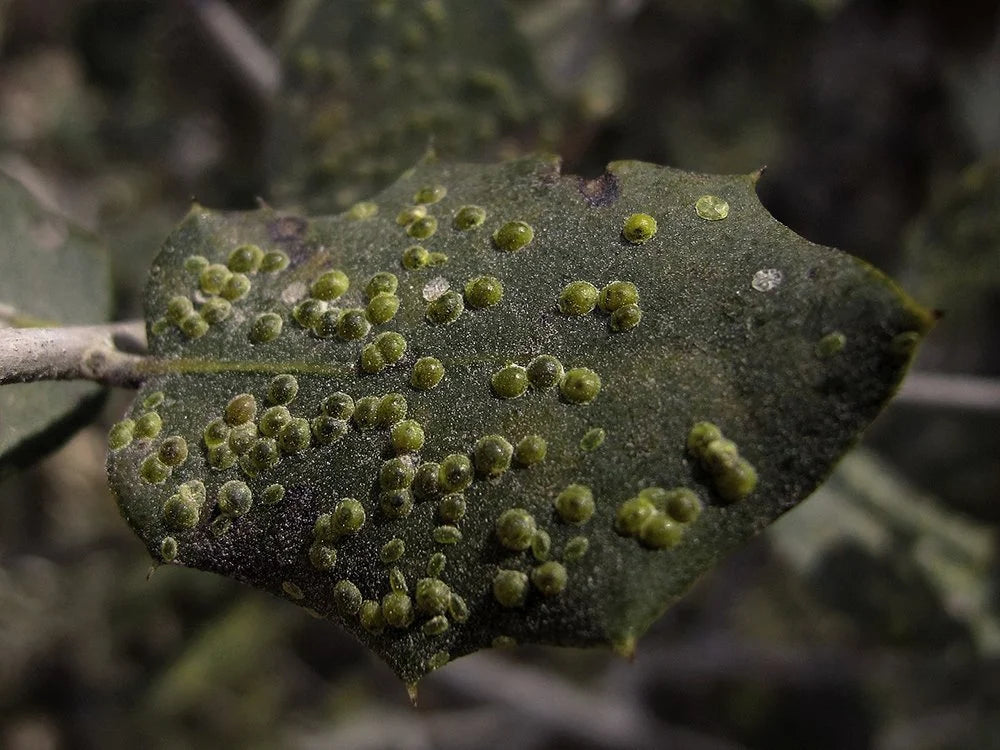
[1,1,998,748]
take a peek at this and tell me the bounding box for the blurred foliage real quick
[1,0,998,748]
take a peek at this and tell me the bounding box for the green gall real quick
[413,462,442,501]
[160,536,178,562]
[382,592,413,628]
[311,269,350,300]
[227,244,263,273]
[309,542,338,571]
[260,250,289,272]
[249,312,283,344]
[333,580,363,616]
[615,497,656,536]
[312,309,341,339]
[437,493,466,523]
[426,290,464,325]
[564,536,589,562]
[221,273,251,301]
[179,312,209,339]
[411,357,444,390]
[332,498,366,536]
[360,344,385,374]
[224,393,257,425]
[366,271,399,297]
[366,293,400,324]
[259,406,292,437]
[560,367,601,404]
[199,263,231,295]
[396,205,428,226]
[217,479,253,517]
[558,281,599,316]
[376,392,408,426]
[473,434,513,477]
[178,480,206,503]
[527,355,564,389]
[135,411,163,440]
[664,488,702,523]
[438,454,473,493]
[381,538,406,564]
[282,581,305,600]
[816,331,847,358]
[611,303,642,331]
[162,492,199,529]
[391,419,425,453]
[493,569,528,608]
[227,422,257,454]
[448,593,469,623]
[267,374,299,405]
[598,281,639,312]
[262,484,285,505]
[322,392,355,419]
[347,201,378,220]
[407,215,438,239]
[432,525,462,544]
[713,457,758,503]
[554,484,595,524]
[622,213,657,243]
[453,205,486,230]
[292,298,327,328]
[427,552,447,577]
[380,489,414,519]
[531,529,551,561]
[200,296,232,324]
[352,396,380,429]
[374,331,407,363]
[491,364,529,399]
[495,508,536,551]
[514,434,547,466]
[686,421,722,457]
[277,417,311,453]
[464,275,503,308]
[166,295,194,324]
[158,436,188,467]
[310,416,346,444]
[207,444,237,470]
[531,561,567,596]
[380,457,415,489]
[359,600,385,633]
[108,420,135,451]
[202,418,229,447]
[184,255,209,274]
[413,185,447,204]
[695,194,730,221]
[579,427,606,452]
[639,512,683,549]
[142,391,165,410]
[402,245,430,269]
[423,615,449,636]
[337,309,370,340]
[247,437,280,471]
[492,220,534,252]
[210,515,230,538]
[415,578,451,615]
[388,566,408,593]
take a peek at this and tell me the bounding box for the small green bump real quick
[374,331,407,363]
[108,420,135,451]
[816,331,847,358]
[402,245,430,269]
[277,417,311,453]
[599,280,639,312]
[426,290,464,325]
[184,255,209,274]
[202,418,230,447]
[227,244,263,273]
[438,454,473,492]
[514,434,547,466]
[376,392,408,427]
[312,309,341,338]
[531,561,567,596]
[622,213,657,243]
[262,484,285,505]
[333,580,363,617]
[311,269,350,300]
[260,250,289,273]
[366,293,400,324]
[448,593,469,622]
[160,536,178,562]
[217,480,253,517]
[415,577,451,615]
[493,569,528,608]
[267,374,299,405]
[558,281,599,316]
[366,272,399,298]
[381,538,406,564]
[380,489,414,519]
[560,368,601,404]
[249,312,283,344]
[282,581,305,600]
[473,434,513,477]
[224,393,257,426]
[428,251,448,265]
[359,600,385,632]
[158,436,188,467]
[464,276,503,309]
[700,437,740,474]
[396,204,428,226]
[491,364,529,399]
[687,421,723,457]
[151,317,171,336]
[162,492,198,528]
[259,406,292,437]
[247,437,280,471]
[414,185,447,204]
[531,529,551,561]
[453,205,486,230]
[347,201,378,220]
[492,220,534,252]
[411,357,444,390]
[580,427,606,452]
[227,422,257,454]
[712,456,758,503]
[178,310,209,339]
[134,411,163,440]
[311,415,346,445]
[891,331,921,358]
[554,484,595,524]
[527,355,564,389]
[496,508,536,551]
[407,215,438,239]
[639,512,683,549]
[322,392,355,419]
[413,462,442,501]
[390,419,425,453]
[200,296,232,324]
[388,566,408,593]
[664,488,702,523]
[611,303,642,331]
[178,479,205,503]
[564,536,589,562]
[199,263,231,295]
[352,396,380,429]
[423,615,449,636]
[293,298,327,328]
[210,514,230,539]
[332,498,366,536]
[380,457,415,489]
[337,309,371,340]
[166,296,194,324]
[427,650,450,671]
[695,194,730,221]
[615,497,655,536]
[437,493,466,523]
[309,542,337,571]
[360,344,386,373]
[433,525,462,544]
[207,444,237,470]
[427,552,447,577]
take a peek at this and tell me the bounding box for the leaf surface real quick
[108,155,932,684]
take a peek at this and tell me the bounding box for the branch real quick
[0,321,150,388]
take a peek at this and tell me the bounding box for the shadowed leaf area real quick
[107,155,932,685]
[0,172,111,474]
